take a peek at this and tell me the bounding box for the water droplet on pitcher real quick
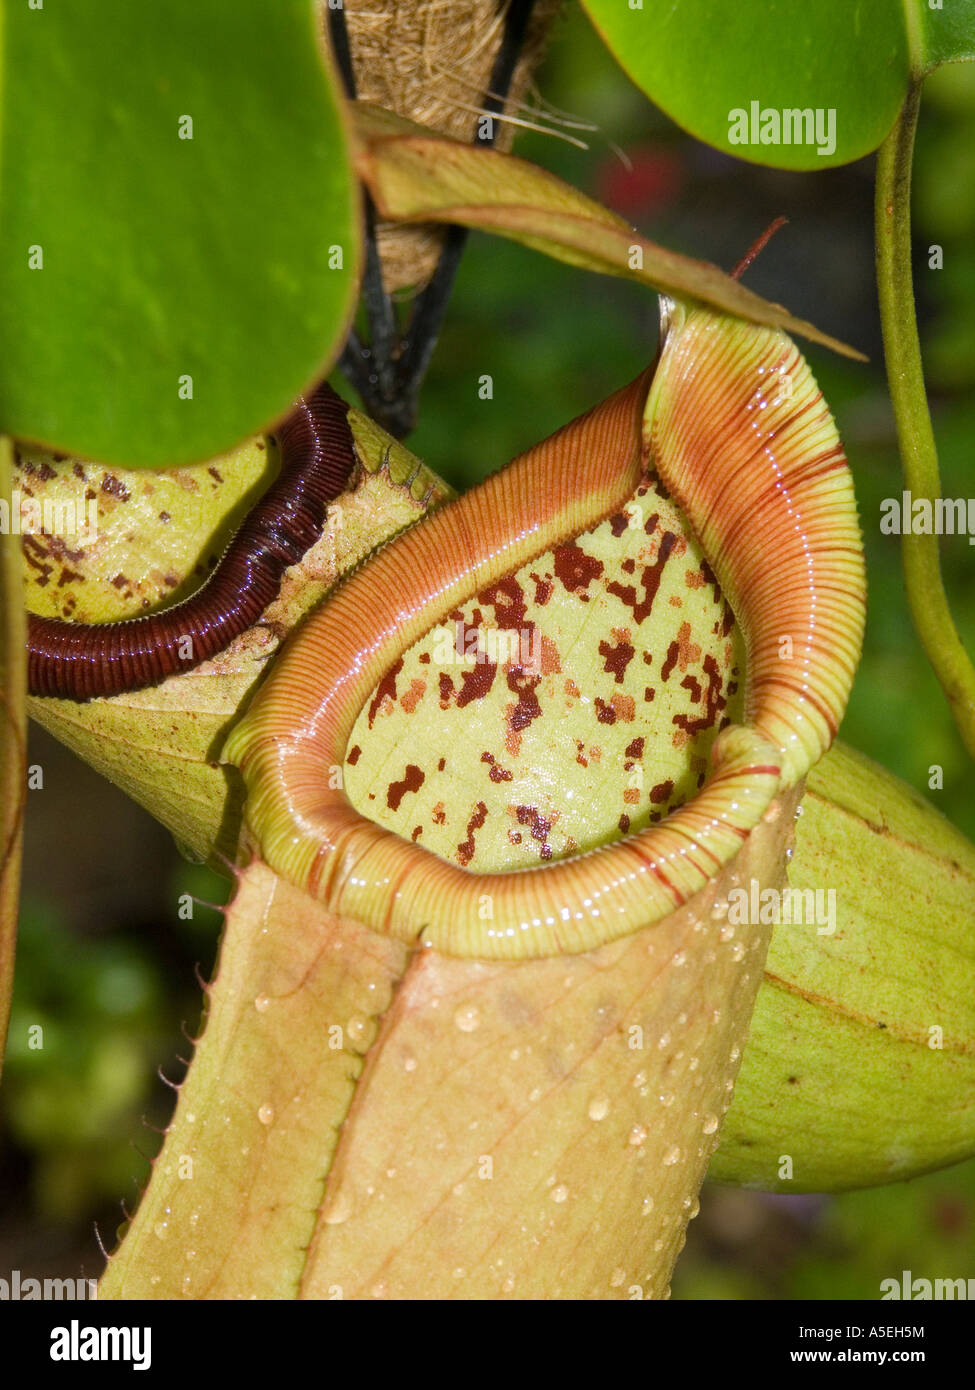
[588,1096,610,1122]
[258,1104,274,1126]
[662,1145,682,1166]
[322,1191,352,1225]
[629,1124,648,1147]
[454,1003,481,1033]
[702,1113,719,1134]
[254,993,270,1013]
[550,1184,569,1204]
[641,1195,655,1217]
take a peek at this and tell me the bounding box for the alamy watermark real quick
[881,1271,975,1300]
[431,620,542,672]
[728,101,837,158]
[0,1268,97,1299]
[0,489,98,538]
[880,491,975,544]
[726,879,836,935]
[50,1320,151,1371]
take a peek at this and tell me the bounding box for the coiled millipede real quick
[27,382,357,701]
[225,301,866,958]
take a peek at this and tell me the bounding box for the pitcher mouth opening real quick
[224,300,865,959]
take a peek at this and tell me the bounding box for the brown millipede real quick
[26,382,357,701]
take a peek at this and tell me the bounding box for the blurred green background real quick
[2,3,974,1297]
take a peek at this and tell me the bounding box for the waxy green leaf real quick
[581,0,907,170]
[0,0,358,467]
[582,0,975,171]
[919,0,975,71]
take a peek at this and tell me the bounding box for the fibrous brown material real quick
[342,0,564,292]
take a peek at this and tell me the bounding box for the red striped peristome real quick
[26,382,357,701]
[646,300,865,786]
[224,305,866,959]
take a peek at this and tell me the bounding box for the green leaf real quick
[352,104,865,358]
[0,435,25,1077]
[0,0,358,467]
[920,0,975,71]
[581,0,909,169]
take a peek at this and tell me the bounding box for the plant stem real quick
[875,82,975,761]
[327,4,401,425]
[394,0,539,429]
[328,0,537,438]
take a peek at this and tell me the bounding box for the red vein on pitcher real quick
[225,308,865,959]
[27,383,357,700]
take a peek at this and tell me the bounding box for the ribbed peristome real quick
[225,302,865,958]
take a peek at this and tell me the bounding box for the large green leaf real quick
[920,0,975,70]
[581,0,975,170]
[0,0,358,467]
